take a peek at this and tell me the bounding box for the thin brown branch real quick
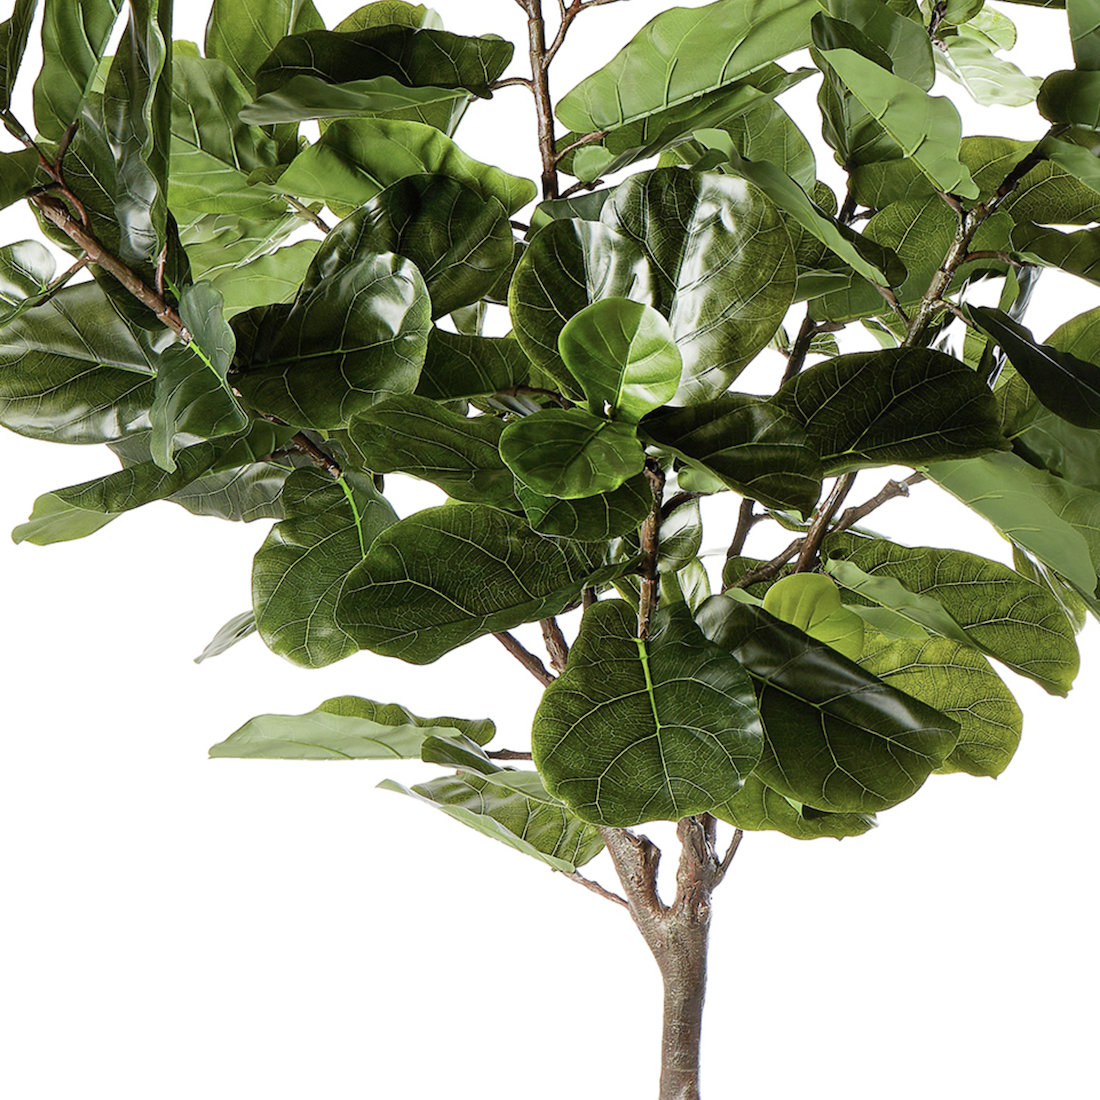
[491,75,534,90]
[961,249,1022,267]
[287,432,343,478]
[493,630,556,687]
[726,498,758,559]
[557,868,630,908]
[285,194,331,233]
[540,617,570,672]
[781,313,819,385]
[794,473,858,572]
[725,537,803,591]
[544,0,625,67]
[553,128,609,163]
[832,473,926,535]
[661,490,709,520]
[714,828,744,886]
[519,0,561,200]
[637,461,667,641]
[582,587,597,611]
[485,748,534,761]
[558,177,603,199]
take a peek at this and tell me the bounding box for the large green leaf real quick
[1068,0,1100,69]
[641,394,824,515]
[818,48,978,198]
[324,175,512,319]
[204,0,324,95]
[272,118,536,215]
[210,694,493,758]
[0,0,36,112]
[379,766,604,874]
[555,0,814,135]
[500,409,645,500]
[347,395,519,507]
[515,473,653,541]
[823,534,1080,695]
[697,595,959,814]
[602,168,796,402]
[414,328,530,402]
[1012,222,1100,287]
[824,0,933,88]
[253,468,397,668]
[1038,69,1100,128]
[0,148,39,214]
[713,775,876,840]
[232,244,430,429]
[335,504,616,663]
[0,240,56,328]
[773,347,1006,473]
[532,600,762,827]
[935,35,1040,107]
[859,635,1021,778]
[558,299,682,423]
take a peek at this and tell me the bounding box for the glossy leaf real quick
[860,635,1022,778]
[347,395,518,507]
[713,775,877,840]
[761,573,865,660]
[0,0,36,111]
[559,299,682,423]
[194,610,257,664]
[602,168,796,402]
[0,148,39,214]
[232,247,430,429]
[273,118,536,216]
[824,0,934,88]
[935,36,1041,107]
[1012,222,1100,287]
[515,473,653,541]
[1068,0,1100,69]
[415,328,530,402]
[334,2,444,33]
[335,504,614,663]
[1038,69,1100,128]
[379,768,604,874]
[641,395,824,515]
[697,595,959,814]
[773,347,1007,473]
[500,408,645,499]
[0,240,56,327]
[532,600,763,827]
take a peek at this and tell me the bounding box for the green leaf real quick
[232,245,430,430]
[379,768,603,874]
[499,408,645,499]
[1038,69,1100,128]
[773,347,1007,473]
[336,504,616,663]
[1068,0,1100,68]
[515,473,653,541]
[935,36,1041,107]
[761,573,865,660]
[968,305,1100,430]
[641,395,824,515]
[713,775,876,840]
[0,148,40,214]
[1011,222,1100,287]
[347,395,519,508]
[532,600,763,827]
[697,595,959,814]
[194,610,257,664]
[0,281,161,444]
[253,468,397,668]
[204,0,324,95]
[558,299,682,423]
[555,0,814,135]
[414,328,531,402]
[859,635,1022,778]
[602,168,796,402]
[210,694,493,758]
[273,118,536,216]
[334,2,443,33]
[150,282,247,471]
[819,48,978,198]
[33,0,123,140]
[325,174,512,319]
[0,0,36,112]
[822,0,934,88]
[0,240,56,328]
[925,451,1100,594]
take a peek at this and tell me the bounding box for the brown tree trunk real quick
[656,902,711,1100]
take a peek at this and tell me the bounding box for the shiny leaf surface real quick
[415,328,531,401]
[761,573,865,660]
[515,472,652,541]
[713,775,876,839]
[0,0,36,112]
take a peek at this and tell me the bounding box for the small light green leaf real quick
[194,610,257,664]
[500,408,645,500]
[762,573,865,660]
[415,328,531,402]
[559,299,682,423]
[935,36,1041,107]
[713,775,877,840]
[253,468,397,668]
[533,600,763,827]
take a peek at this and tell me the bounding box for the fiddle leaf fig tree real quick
[2,0,1097,1096]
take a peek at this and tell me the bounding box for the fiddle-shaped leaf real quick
[499,408,646,499]
[0,0,36,112]
[967,305,1100,429]
[1068,0,1100,69]
[761,573,865,660]
[347,395,519,508]
[822,0,934,89]
[415,328,531,401]
[772,347,1007,472]
[1038,69,1100,129]
[697,595,959,814]
[335,504,618,663]
[515,473,653,541]
[558,299,682,422]
[713,775,876,840]
[253,468,397,668]
[532,600,763,827]
[0,241,56,328]
[641,394,824,515]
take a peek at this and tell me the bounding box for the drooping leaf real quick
[697,595,959,814]
[515,473,653,541]
[194,610,257,664]
[0,0,37,112]
[713,775,876,840]
[0,240,56,328]
[414,328,531,401]
[0,148,40,214]
[859,635,1022,778]
[772,347,1007,472]
[1011,222,1100,287]
[761,573,865,660]
[347,395,519,507]
[253,468,397,668]
[641,394,824,515]
[335,504,617,663]
[499,408,646,500]
[532,600,763,827]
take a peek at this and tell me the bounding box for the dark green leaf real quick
[0,0,36,111]
[415,328,531,402]
[515,472,652,541]
[194,610,257,664]
[641,394,824,515]
[500,408,645,499]
[0,240,56,327]
[713,775,877,840]
[1068,0,1100,68]
[697,595,959,814]
[532,600,763,827]
[1038,69,1100,128]
[347,395,518,507]
[773,347,1007,472]
[335,504,615,663]
[0,148,39,213]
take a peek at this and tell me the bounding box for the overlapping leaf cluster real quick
[3,0,1100,861]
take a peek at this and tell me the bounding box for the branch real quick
[599,826,666,924]
[556,868,630,908]
[544,0,625,67]
[286,432,343,479]
[553,128,608,163]
[493,630,556,686]
[637,461,667,641]
[519,0,561,200]
[780,314,819,385]
[714,828,744,887]
[491,75,534,91]
[485,748,534,761]
[540,617,570,672]
[726,498,758,559]
[284,194,331,234]
[794,473,858,572]
[832,472,926,535]
[661,490,709,520]
[725,537,803,591]
[558,177,604,199]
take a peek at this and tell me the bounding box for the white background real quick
[1,2,1097,1098]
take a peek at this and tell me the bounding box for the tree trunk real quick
[656,903,711,1100]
